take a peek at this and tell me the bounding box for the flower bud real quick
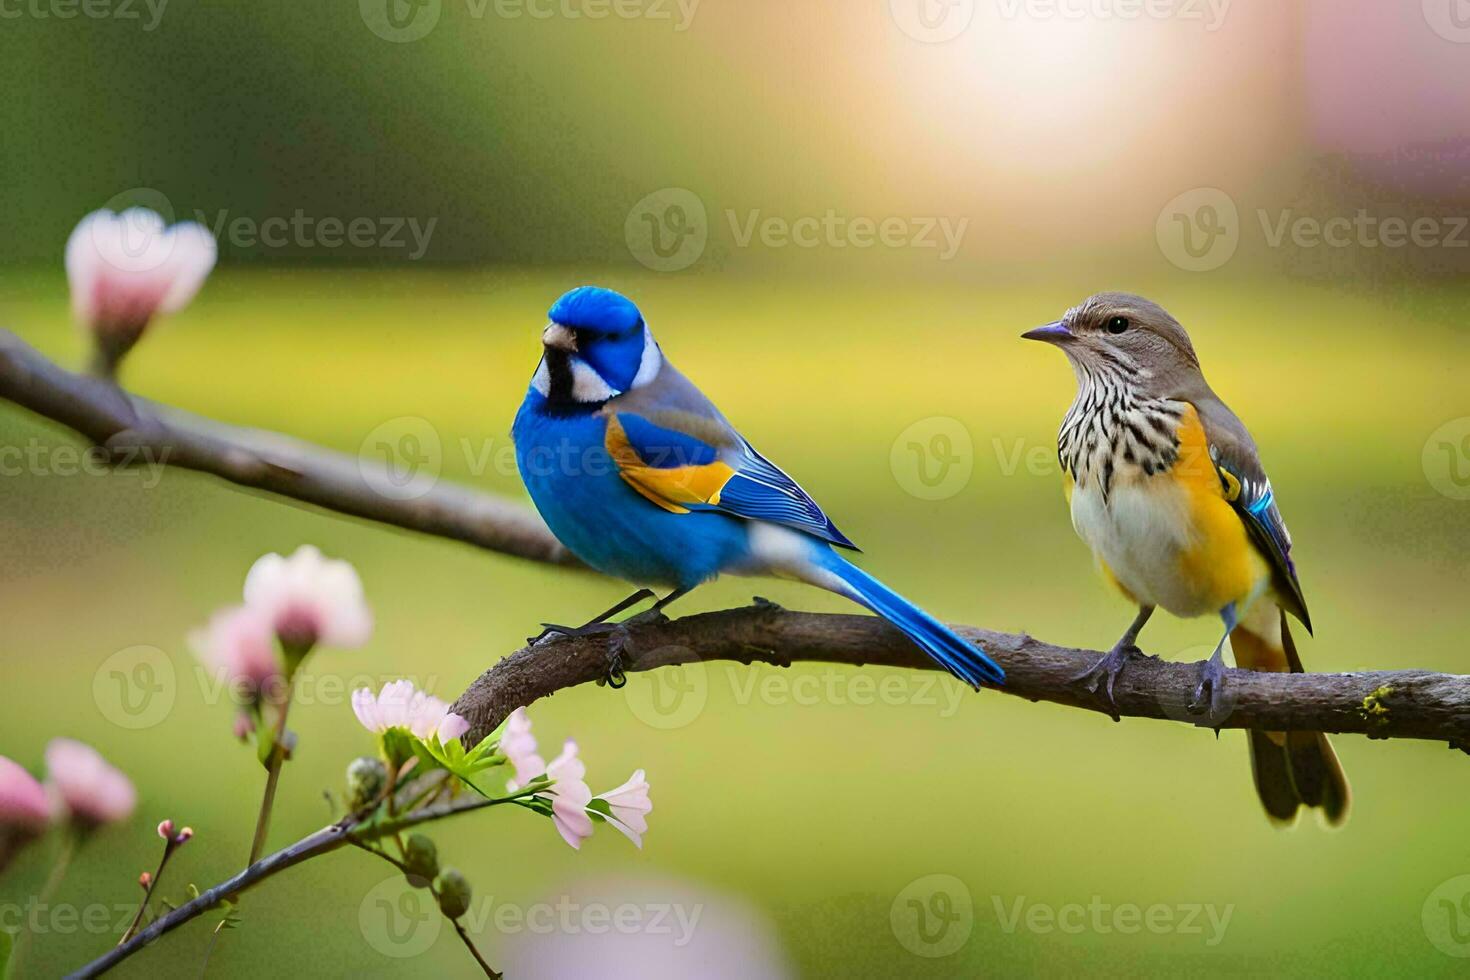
[402,833,438,886]
[138,871,152,889]
[157,819,174,840]
[232,713,255,741]
[435,868,471,920]
[346,757,388,811]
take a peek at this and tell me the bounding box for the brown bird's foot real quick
[1068,643,1139,721]
[1188,654,1230,726]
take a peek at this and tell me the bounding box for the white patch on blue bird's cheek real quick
[570,357,620,402]
[530,352,622,403]
[631,327,662,389]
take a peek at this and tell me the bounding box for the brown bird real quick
[1025,292,1349,826]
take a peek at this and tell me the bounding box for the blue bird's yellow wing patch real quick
[604,412,858,548]
[605,413,735,514]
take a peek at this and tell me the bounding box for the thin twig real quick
[247,682,297,866]
[12,831,77,976]
[117,838,177,946]
[345,838,500,978]
[66,792,523,978]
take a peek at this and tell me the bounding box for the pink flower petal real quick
[44,739,135,827]
[0,756,51,833]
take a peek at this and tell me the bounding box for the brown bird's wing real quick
[1190,393,1312,633]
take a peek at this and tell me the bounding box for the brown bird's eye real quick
[1106,316,1130,334]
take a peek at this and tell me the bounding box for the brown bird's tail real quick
[1229,603,1350,827]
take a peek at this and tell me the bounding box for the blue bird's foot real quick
[1188,653,1230,727]
[527,588,656,646]
[1068,643,1139,722]
[535,607,671,689]
[599,608,672,689]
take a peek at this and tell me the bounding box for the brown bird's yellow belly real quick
[1066,404,1271,618]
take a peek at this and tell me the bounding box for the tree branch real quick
[452,603,1470,748]
[0,329,582,570]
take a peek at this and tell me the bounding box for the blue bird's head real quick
[531,286,661,412]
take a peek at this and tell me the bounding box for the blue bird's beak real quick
[1022,320,1073,345]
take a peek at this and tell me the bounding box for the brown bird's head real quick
[1023,292,1204,397]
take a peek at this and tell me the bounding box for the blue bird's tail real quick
[817,552,1004,689]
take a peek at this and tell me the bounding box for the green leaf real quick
[381,729,417,770]
[412,730,509,798]
[1,928,14,980]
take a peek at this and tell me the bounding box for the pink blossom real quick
[243,546,373,651]
[44,739,135,828]
[541,741,593,850]
[0,756,51,835]
[595,770,652,849]
[501,708,546,788]
[188,605,281,695]
[65,208,215,352]
[352,680,468,743]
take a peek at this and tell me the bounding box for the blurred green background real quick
[3,1,1470,977]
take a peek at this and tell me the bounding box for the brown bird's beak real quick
[1021,320,1073,345]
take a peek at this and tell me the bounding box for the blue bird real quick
[511,285,1003,689]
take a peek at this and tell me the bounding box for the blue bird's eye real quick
[1106,316,1130,334]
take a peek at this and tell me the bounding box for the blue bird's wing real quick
[605,409,859,550]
